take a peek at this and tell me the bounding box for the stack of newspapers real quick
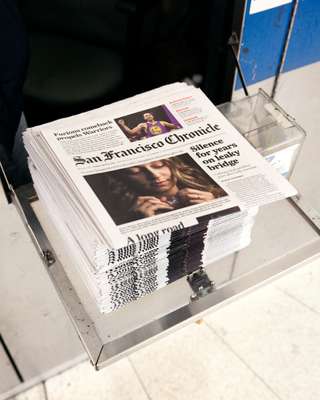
[24,83,296,313]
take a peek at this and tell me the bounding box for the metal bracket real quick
[187,268,215,301]
[43,250,56,266]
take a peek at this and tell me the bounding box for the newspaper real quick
[27,85,296,249]
[24,83,297,312]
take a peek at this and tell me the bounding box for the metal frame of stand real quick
[2,88,319,370]
[11,178,320,369]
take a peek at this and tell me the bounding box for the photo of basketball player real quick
[84,154,227,225]
[115,105,182,142]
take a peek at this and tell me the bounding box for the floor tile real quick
[130,323,278,400]
[45,359,148,400]
[205,284,320,400]
[0,205,83,380]
[274,258,320,313]
[14,384,45,400]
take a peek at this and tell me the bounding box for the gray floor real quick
[4,61,320,400]
[13,257,320,400]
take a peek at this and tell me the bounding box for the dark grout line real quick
[204,321,285,400]
[128,357,153,400]
[42,381,49,400]
[0,334,24,383]
[275,285,320,316]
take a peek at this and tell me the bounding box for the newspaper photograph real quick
[84,153,227,225]
[115,105,182,142]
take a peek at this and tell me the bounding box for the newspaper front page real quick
[32,87,296,248]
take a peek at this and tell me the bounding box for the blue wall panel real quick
[236,0,320,89]
[284,0,320,72]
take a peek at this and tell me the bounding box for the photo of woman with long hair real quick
[84,154,227,225]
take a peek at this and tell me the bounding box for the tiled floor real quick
[13,258,320,400]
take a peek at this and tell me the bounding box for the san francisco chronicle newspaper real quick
[27,84,295,243]
[24,83,297,312]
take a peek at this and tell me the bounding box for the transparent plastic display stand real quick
[219,89,305,178]
[14,91,320,369]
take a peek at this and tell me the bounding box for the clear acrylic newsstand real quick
[13,90,320,370]
[218,89,306,178]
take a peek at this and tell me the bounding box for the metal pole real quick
[228,32,249,96]
[271,0,299,98]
